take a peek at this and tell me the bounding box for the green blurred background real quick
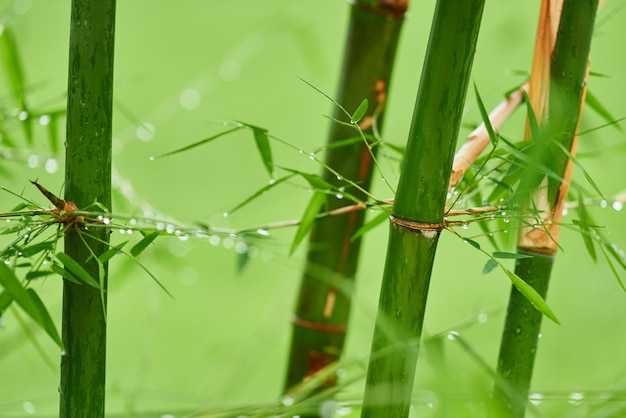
[1,0,625,416]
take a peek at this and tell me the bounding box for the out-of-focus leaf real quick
[290,192,326,255]
[130,231,160,257]
[493,251,533,260]
[551,139,605,199]
[352,211,389,242]
[598,244,626,292]
[55,252,99,288]
[585,90,622,132]
[502,266,560,324]
[352,98,368,123]
[483,258,500,274]
[27,288,63,348]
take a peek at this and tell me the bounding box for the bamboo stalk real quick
[361,1,485,416]
[59,1,116,417]
[491,1,598,416]
[284,0,407,404]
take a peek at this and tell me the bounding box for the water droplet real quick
[568,392,584,405]
[2,259,9,265]
[209,235,221,246]
[268,178,276,185]
[156,222,165,231]
[395,310,402,319]
[119,229,126,235]
[612,201,623,211]
[126,229,134,235]
[60,350,66,356]
[600,199,608,209]
[298,149,304,154]
[223,212,229,218]
[45,158,58,173]
[102,217,111,225]
[149,156,155,161]
[18,110,29,121]
[446,331,459,340]
[27,154,40,168]
[537,332,542,339]
[336,175,343,181]
[129,218,137,225]
[235,241,248,254]
[179,88,201,110]
[335,405,353,416]
[281,395,294,406]
[335,192,343,199]
[477,313,488,323]
[256,228,269,236]
[218,59,241,82]
[515,327,522,335]
[22,400,35,414]
[503,217,511,224]
[529,393,543,406]
[39,114,51,126]
[309,153,315,160]
[462,222,469,230]
[562,208,568,216]
[165,224,175,234]
[136,122,155,142]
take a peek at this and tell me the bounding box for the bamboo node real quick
[389,215,443,231]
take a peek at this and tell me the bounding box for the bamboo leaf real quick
[0,264,41,323]
[574,191,597,262]
[585,89,622,132]
[323,114,359,129]
[99,240,129,263]
[482,258,500,274]
[501,266,560,324]
[55,252,100,288]
[522,90,541,141]
[551,138,605,199]
[51,263,81,284]
[290,192,326,255]
[598,243,626,292]
[20,241,55,257]
[493,251,533,260]
[352,98,368,123]
[152,126,242,159]
[351,211,389,242]
[27,288,63,348]
[130,231,160,257]
[474,84,498,146]
[463,237,481,250]
[228,174,294,215]
[251,127,274,176]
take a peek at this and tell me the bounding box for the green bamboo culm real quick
[491,1,598,417]
[361,1,485,416]
[60,1,116,417]
[284,0,406,399]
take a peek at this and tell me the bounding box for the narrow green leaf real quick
[130,231,160,257]
[493,251,533,260]
[0,264,41,323]
[99,240,129,263]
[474,84,498,146]
[290,192,326,255]
[482,258,500,274]
[252,127,273,176]
[522,90,541,141]
[352,98,368,123]
[0,290,12,314]
[598,243,626,292]
[153,126,242,159]
[502,267,560,324]
[25,270,54,280]
[26,288,63,348]
[463,237,481,250]
[575,192,597,262]
[551,138,605,199]
[236,251,250,273]
[351,211,389,242]
[20,241,55,257]
[585,90,622,132]
[55,252,99,288]
[51,263,81,284]
[322,114,359,130]
[228,174,294,215]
